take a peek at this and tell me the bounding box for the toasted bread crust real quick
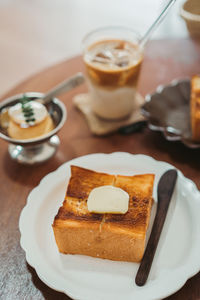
[67,165,115,200]
[53,166,154,262]
[191,75,200,141]
[55,166,115,224]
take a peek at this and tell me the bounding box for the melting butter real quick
[87,185,129,214]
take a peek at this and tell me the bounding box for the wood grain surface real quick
[0,38,200,300]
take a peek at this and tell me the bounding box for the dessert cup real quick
[0,92,66,164]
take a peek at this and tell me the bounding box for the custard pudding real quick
[8,100,54,140]
[84,39,143,119]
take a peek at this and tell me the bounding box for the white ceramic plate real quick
[19,152,200,300]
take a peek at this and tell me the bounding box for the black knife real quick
[135,169,178,286]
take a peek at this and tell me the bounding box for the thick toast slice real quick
[191,75,200,142]
[53,165,154,262]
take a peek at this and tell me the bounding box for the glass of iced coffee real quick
[82,26,143,120]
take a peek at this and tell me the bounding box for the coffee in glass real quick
[83,27,143,120]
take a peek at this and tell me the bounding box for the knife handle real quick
[135,209,168,286]
[135,169,177,286]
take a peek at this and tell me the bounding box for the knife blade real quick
[135,169,178,286]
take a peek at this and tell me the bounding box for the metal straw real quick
[140,0,177,48]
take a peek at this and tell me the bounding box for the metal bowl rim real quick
[142,78,200,149]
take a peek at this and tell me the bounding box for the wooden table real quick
[1,38,200,300]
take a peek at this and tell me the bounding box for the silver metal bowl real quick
[142,78,200,149]
[0,92,67,164]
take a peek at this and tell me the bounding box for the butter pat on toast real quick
[191,75,200,142]
[52,165,155,262]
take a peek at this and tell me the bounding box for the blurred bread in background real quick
[190,75,200,142]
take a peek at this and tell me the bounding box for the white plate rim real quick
[19,152,200,300]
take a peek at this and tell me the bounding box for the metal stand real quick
[8,135,60,165]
